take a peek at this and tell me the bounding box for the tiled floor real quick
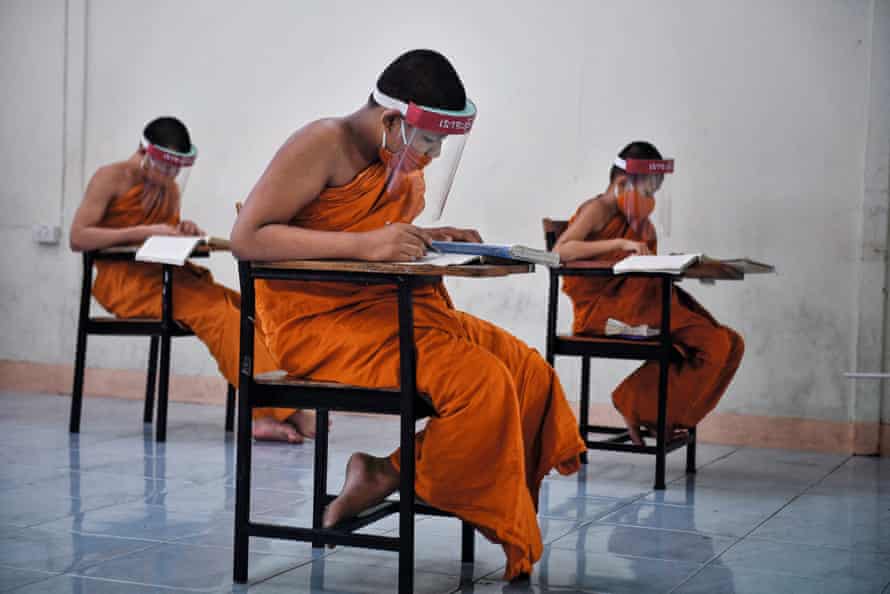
[1,391,888,593]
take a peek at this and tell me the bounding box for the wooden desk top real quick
[254,258,534,278]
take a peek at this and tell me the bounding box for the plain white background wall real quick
[1,0,886,425]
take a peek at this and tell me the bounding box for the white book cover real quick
[613,254,701,275]
[135,236,204,266]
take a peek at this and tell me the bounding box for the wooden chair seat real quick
[253,371,437,418]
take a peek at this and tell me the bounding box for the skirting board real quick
[2,359,887,456]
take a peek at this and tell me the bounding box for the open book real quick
[614,254,776,276]
[614,254,701,274]
[430,241,560,267]
[135,236,231,266]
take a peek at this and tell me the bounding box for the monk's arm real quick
[552,196,638,262]
[232,123,430,262]
[69,167,179,252]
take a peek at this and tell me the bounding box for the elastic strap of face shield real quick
[372,87,476,135]
[613,157,674,175]
[140,135,197,168]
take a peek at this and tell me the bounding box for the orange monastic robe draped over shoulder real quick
[256,163,585,580]
[91,183,288,421]
[562,206,744,429]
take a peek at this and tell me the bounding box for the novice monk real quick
[69,116,314,442]
[231,49,585,580]
[554,141,744,446]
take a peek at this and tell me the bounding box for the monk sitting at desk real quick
[69,116,312,443]
[230,49,585,580]
[554,141,744,446]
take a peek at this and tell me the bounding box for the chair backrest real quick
[542,218,569,251]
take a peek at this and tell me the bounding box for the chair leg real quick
[579,357,590,465]
[461,521,475,564]
[233,389,252,584]
[686,426,697,474]
[654,359,669,491]
[156,335,172,442]
[143,337,159,424]
[312,409,329,549]
[225,384,236,433]
[69,323,88,434]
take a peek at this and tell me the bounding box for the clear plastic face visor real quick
[373,88,475,223]
[140,136,196,198]
[613,157,675,241]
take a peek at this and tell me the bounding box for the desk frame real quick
[234,259,530,593]
[70,248,235,442]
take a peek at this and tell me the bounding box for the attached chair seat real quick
[85,316,193,336]
[253,371,438,418]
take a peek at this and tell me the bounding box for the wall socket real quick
[32,224,62,245]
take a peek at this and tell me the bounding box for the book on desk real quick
[135,235,231,266]
[428,241,561,267]
[613,254,775,276]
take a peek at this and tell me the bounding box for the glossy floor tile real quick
[2,390,890,593]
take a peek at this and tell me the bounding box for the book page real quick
[135,236,203,266]
[399,253,481,266]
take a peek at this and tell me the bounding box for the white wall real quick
[1,0,887,424]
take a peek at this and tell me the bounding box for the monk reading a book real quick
[230,49,585,580]
[553,141,744,446]
[69,117,312,442]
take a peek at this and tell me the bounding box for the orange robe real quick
[256,163,585,579]
[562,208,744,429]
[91,183,290,421]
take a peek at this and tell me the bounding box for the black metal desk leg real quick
[545,270,558,366]
[686,426,697,473]
[224,384,236,433]
[579,356,590,465]
[654,277,672,490]
[233,261,256,584]
[70,253,93,434]
[156,265,175,443]
[461,522,475,564]
[397,280,416,594]
[144,337,159,423]
[312,409,330,548]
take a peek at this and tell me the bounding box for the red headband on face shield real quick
[613,157,674,175]
[140,136,197,167]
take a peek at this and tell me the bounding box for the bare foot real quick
[286,409,325,439]
[641,422,689,443]
[252,417,304,443]
[323,452,400,529]
[621,414,645,446]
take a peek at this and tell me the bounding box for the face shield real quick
[373,87,475,224]
[612,156,674,242]
[139,135,197,218]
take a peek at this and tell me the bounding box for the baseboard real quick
[0,359,227,406]
[2,359,886,455]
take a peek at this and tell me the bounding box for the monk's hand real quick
[425,226,483,243]
[621,239,651,255]
[177,220,205,236]
[143,224,183,237]
[362,223,433,261]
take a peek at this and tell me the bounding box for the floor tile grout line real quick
[666,453,854,593]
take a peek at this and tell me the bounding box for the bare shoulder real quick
[85,160,140,200]
[280,118,346,158]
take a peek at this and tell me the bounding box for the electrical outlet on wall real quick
[32,224,62,245]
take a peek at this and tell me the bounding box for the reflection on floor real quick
[1,391,888,593]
